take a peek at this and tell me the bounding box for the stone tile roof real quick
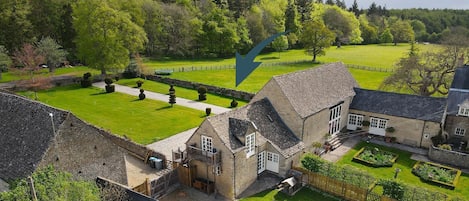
[450,65,469,90]
[446,90,469,115]
[350,88,446,122]
[271,62,358,118]
[207,98,304,158]
[0,92,68,181]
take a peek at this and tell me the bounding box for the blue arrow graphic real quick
[236,31,289,86]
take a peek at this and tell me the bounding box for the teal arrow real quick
[236,31,289,86]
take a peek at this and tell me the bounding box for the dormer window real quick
[458,107,469,116]
[246,133,255,158]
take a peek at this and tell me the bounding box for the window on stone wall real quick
[458,107,469,116]
[455,128,466,136]
[201,135,213,153]
[245,133,255,158]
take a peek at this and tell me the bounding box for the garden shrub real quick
[438,144,452,151]
[198,86,207,101]
[80,72,92,88]
[230,99,238,108]
[104,78,114,93]
[136,80,143,88]
[379,179,405,200]
[301,153,325,173]
[104,78,113,85]
[205,107,211,116]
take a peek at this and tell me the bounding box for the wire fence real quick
[155,60,395,73]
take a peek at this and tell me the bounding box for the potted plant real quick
[136,80,144,88]
[104,77,115,93]
[362,120,370,127]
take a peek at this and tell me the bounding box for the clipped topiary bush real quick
[205,107,211,116]
[198,86,207,101]
[136,80,143,88]
[80,72,92,88]
[104,78,115,93]
[139,89,145,100]
[230,99,238,108]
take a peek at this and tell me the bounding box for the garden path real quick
[93,82,231,114]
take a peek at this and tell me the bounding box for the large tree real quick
[12,43,51,100]
[0,0,34,52]
[380,40,469,96]
[0,166,100,201]
[300,19,335,62]
[390,19,415,45]
[36,37,68,73]
[315,4,362,47]
[72,0,147,75]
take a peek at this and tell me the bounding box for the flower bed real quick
[412,161,461,190]
[353,147,399,167]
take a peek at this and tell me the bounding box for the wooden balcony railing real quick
[187,145,221,165]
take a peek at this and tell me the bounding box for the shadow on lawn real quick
[156,105,172,110]
[90,91,107,96]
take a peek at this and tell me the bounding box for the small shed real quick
[278,169,303,195]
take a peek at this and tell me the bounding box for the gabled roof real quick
[446,90,469,115]
[350,88,446,122]
[0,92,68,181]
[271,62,358,118]
[207,98,304,158]
[450,65,469,90]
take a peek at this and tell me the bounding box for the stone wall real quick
[146,75,255,101]
[429,145,469,169]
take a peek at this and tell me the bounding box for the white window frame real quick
[458,107,469,116]
[257,151,266,174]
[455,128,466,136]
[329,104,342,135]
[246,133,256,158]
[347,114,363,130]
[214,165,222,175]
[201,135,213,153]
[369,117,387,136]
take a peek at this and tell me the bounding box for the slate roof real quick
[0,92,68,181]
[271,62,359,118]
[450,65,469,90]
[446,90,469,115]
[207,98,304,158]
[350,88,446,122]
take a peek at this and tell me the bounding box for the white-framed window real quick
[455,128,466,136]
[201,135,213,153]
[246,133,256,158]
[214,165,222,175]
[329,104,342,135]
[348,114,363,127]
[458,107,469,116]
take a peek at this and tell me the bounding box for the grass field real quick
[19,85,205,144]
[144,43,437,70]
[337,141,469,199]
[116,78,248,108]
[0,66,100,83]
[240,187,339,201]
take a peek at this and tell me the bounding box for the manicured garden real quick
[115,78,247,108]
[337,141,469,199]
[353,146,399,167]
[19,85,205,144]
[0,66,100,83]
[240,187,339,201]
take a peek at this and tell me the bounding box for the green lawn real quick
[337,141,469,199]
[19,85,205,145]
[0,66,100,83]
[240,187,339,201]
[115,78,248,108]
[144,43,437,70]
[167,65,391,92]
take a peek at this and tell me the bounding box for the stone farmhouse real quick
[0,91,168,199]
[176,62,469,199]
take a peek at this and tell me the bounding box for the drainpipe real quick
[419,121,426,147]
[301,118,306,140]
[232,152,236,199]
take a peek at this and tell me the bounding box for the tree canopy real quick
[0,166,100,201]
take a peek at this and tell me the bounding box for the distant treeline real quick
[1,0,469,61]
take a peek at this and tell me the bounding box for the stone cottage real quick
[182,98,305,199]
[176,62,469,199]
